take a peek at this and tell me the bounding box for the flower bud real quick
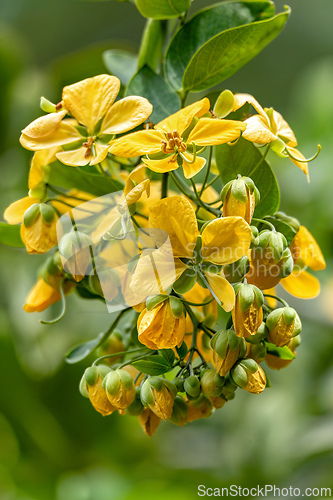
[245,322,268,344]
[211,329,246,376]
[126,387,144,416]
[81,365,115,416]
[40,96,57,113]
[213,90,235,118]
[223,256,250,284]
[184,375,201,398]
[170,396,188,426]
[137,298,186,349]
[200,369,225,397]
[246,341,267,363]
[231,359,266,394]
[209,395,227,409]
[59,229,93,281]
[232,283,264,338]
[221,378,238,401]
[139,408,161,437]
[21,203,59,254]
[274,211,300,233]
[173,268,197,294]
[265,335,300,370]
[221,176,259,224]
[141,377,177,420]
[96,332,125,365]
[104,368,136,409]
[186,395,214,422]
[266,307,302,347]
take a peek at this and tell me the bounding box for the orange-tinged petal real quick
[204,271,235,312]
[201,217,252,265]
[188,118,245,146]
[20,110,67,139]
[143,154,179,174]
[109,130,163,157]
[291,225,326,271]
[20,119,83,151]
[281,270,320,299]
[24,277,62,313]
[181,152,206,179]
[149,196,198,257]
[273,110,297,147]
[242,115,277,144]
[4,197,39,225]
[285,146,309,177]
[233,93,267,118]
[62,75,120,131]
[101,96,152,135]
[155,98,210,136]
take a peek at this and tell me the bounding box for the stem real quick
[98,164,121,191]
[190,178,221,217]
[179,90,189,108]
[249,144,270,175]
[263,294,289,308]
[181,297,214,307]
[204,175,220,190]
[92,348,146,366]
[252,218,276,232]
[161,172,169,199]
[199,146,213,196]
[137,19,166,72]
[40,282,66,325]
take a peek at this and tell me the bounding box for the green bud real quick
[184,376,201,398]
[269,232,285,262]
[239,358,259,373]
[40,96,57,113]
[140,380,155,406]
[29,182,47,200]
[173,268,197,294]
[220,180,233,202]
[238,284,255,312]
[231,178,248,204]
[223,256,250,283]
[246,322,268,344]
[172,377,184,392]
[213,90,234,118]
[231,364,248,389]
[201,369,224,397]
[126,388,144,416]
[39,203,56,224]
[79,374,89,398]
[279,248,294,278]
[170,396,188,426]
[23,203,40,227]
[146,294,169,311]
[84,366,98,387]
[169,296,184,319]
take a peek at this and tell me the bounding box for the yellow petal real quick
[62,74,120,131]
[155,98,210,136]
[291,225,326,271]
[130,250,187,299]
[56,143,109,167]
[233,93,267,117]
[20,110,67,139]
[4,196,39,225]
[29,147,60,191]
[181,151,206,179]
[20,119,82,151]
[89,143,110,165]
[285,147,309,177]
[24,277,62,313]
[188,118,245,146]
[204,271,235,312]
[101,96,152,135]
[201,217,252,265]
[242,115,277,144]
[109,130,163,157]
[273,110,297,147]
[21,215,59,254]
[124,179,150,206]
[149,196,198,257]
[264,287,277,308]
[124,165,146,196]
[281,270,320,299]
[143,154,179,174]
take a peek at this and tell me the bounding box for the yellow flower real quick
[28,147,61,198]
[81,366,116,416]
[109,98,245,179]
[280,225,326,299]
[232,283,264,338]
[139,408,161,437]
[20,75,153,167]
[137,298,186,349]
[141,377,177,420]
[232,93,311,177]
[130,196,252,312]
[23,275,73,313]
[104,368,136,410]
[186,395,213,422]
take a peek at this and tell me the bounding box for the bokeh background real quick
[1,0,333,498]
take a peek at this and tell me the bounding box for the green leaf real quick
[126,65,180,123]
[133,356,171,375]
[175,341,188,359]
[165,1,289,92]
[263,218,297,246]
[48,161,123,197]
[265,342,295,360]
[215,137,280,217]
[135,0,190,19]
[65,332,106,364]
[103,49,138,86]
[159,348,176,365]
[0,222,25,248]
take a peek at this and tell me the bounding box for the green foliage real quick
[166,1,289,92]
[65,332,106,363]
[0,222,24,248]
[135,0,191,19]
[215,137,280,217]
[126,65,180,123]
[133,355,171,375]
[103,49,138,85]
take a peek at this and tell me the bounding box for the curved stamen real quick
[287,144,321,163]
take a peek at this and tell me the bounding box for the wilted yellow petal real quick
[201,217,252,265]
[286,147,309,177]
[143,154,179,174]
[242,115,277,144]
[62,75,120,131]
[273,110,297,147]
[156,98,210,136]
[233,93,267,117]
[101,96,152,135]
[20,119,83,151]
[188,118,245,146]
[4,197,39,225]
[291,225,326,271]
[149,196,198,257]
[205,271,235,312]
[281,270,320,299]
[124,179,150,205]
[139,408,161,436]
[109,130,163,157]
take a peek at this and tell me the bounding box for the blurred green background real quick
[0,0,333,498]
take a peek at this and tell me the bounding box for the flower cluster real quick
[3,74,325,436]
